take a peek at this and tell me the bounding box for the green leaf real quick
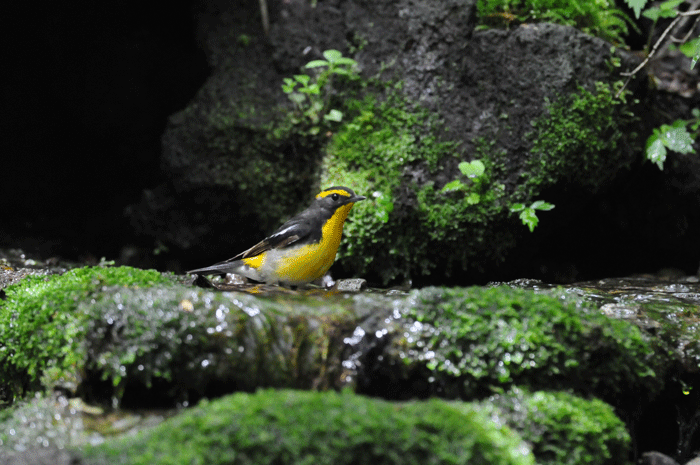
[281,78,296,93]
[322,49,343,63]
[625,0,648,19]
[642,4,677,20]
[441,180,464,193]
[519,209,539,232]
[299,84,321,95]
[641,7,661,21]
[660,0,684,11]
[660,121,695,154]
[323,109,343,122]
[531,200,555,211]
[333,57,357,66]
[458,160,486,178]
[645,131,667,170]
[659,7,679,18]
[466,193,481,205]
[509,203,525,212]
[294,74,311,85]
[642,0,681,20]
[305,60,329,69]
[679,38,700,69]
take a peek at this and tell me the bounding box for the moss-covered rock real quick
[321,93,514,284]
[525,81,637,191]
[0,388,630,465]
[352,286,665,406]
[1,272,668,414]
[0,266,174,402]
[318,27,639,285]
[81,389,535,465]
[78,286,356,407]
[484,388,631,465]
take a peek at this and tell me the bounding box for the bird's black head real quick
[315,186,366,210]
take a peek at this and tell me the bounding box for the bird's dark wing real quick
[226,209,321,262]
[187,203,328,276]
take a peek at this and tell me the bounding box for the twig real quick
[616,3,700,98]
[617,15,682,97]
[259,0,270,37]
[674,14,700,43]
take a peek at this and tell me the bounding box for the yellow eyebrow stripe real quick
[316,189,351,199]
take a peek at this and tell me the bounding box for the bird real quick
[187,186,366,286]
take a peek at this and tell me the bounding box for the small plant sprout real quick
[442,160,487,205]
[510,200,555,232]
[281,49,358,135]
[645,117,697,170]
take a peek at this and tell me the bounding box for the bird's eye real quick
[331,193,340,201]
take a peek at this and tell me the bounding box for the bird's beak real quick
[349,195,366,203]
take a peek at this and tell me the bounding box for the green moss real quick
[0,267,174,401]
[415,148,508,242]
[322,94,439,282]
[477,0,632,44]
[323,94,515,283]
[327,94,453,172]
[82,389,535,465]
[78,287,356,407]
[525,81,637,192]
[484,388,631,465]
[395,286,663,401]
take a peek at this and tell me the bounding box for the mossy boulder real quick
[1,388,631,465]
[77,285,356,406]
[322,29,638,284]
[0,266,360,407]
[321,93,515,284]
[484,388,631,465]
[1,270,667,412]
[81,389,535,465]
[351,286,665,407]
[0,266,175,402]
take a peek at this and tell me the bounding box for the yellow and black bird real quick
[188,186,366,286]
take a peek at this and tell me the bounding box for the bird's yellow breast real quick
[242,203,355,285]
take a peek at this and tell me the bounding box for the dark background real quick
[1,1,208,262]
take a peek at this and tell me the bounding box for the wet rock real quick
[334,278,367,292]
[639,451,680,465]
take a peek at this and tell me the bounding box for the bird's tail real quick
[187,260,244,276]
